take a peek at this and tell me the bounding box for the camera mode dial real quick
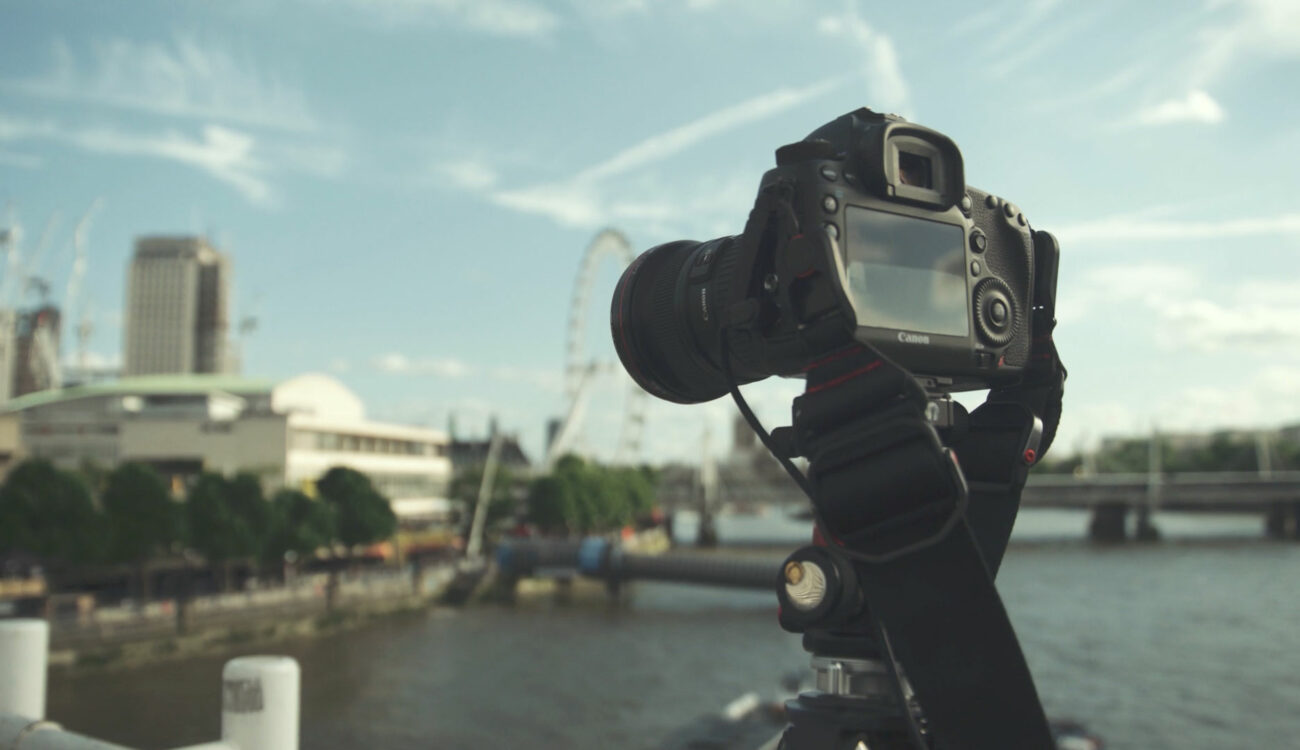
[974,278,1017,347]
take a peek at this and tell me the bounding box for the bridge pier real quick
[1089,502,1129,543]
[1264,501,1300,540]
[1134,504,1161,542]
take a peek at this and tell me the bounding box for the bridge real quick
[657,471,1300,543]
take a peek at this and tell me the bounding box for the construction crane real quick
[62,199,102,378]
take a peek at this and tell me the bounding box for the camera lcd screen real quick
[844,207,968,337]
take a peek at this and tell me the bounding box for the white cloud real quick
[815,12,909,115]
[476,79,844,230]
[372,353,472,377]
[324,0,560,38]
[5,36,319,132]
[437,159,499,191]
[0,114,273,205]
[1061,261,1300,353]
[1153,295,1300,352]
[490,181,604,228]
[1131,90,1225,127]
[1054,364,1300,455]
[1054,212,1300,246]
[1153,364,1300,434]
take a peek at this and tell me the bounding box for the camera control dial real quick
[974,278,1017,347]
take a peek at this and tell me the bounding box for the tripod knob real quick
[777,546,862,633]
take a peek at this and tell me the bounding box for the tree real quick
[264,489,336,564]
[526,475,576,535]
[316,467,396,555]
[185,472,261,590]
[0,459,104,578]
[450,463,519,533]
[226,472,273,549]
[102,462,179,603]
[525,456,661,536]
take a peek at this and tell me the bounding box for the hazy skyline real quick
[3,0,1299,463]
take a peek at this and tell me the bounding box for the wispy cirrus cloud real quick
[815,11,909,115]
[317,0,560,38]
[0,113,274,205]
[4,36,319,133]
[1187,0,1300,88]
[451,77,847,230]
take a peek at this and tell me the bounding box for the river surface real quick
[47,511,1300,750]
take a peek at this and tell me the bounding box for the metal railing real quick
[1,619,299,750]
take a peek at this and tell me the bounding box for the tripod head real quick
[723,334,1066,750]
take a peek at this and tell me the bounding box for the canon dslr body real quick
[612,107,1057,403]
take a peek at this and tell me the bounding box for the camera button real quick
[820,166,838,181]
[991,299,1008,325]
[970,260,981,276]
[822,195,838,213]
[970,230,987,253]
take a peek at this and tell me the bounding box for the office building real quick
[124,236,232,376]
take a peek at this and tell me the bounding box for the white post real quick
[0,618,49,719]
[221,657,299,750]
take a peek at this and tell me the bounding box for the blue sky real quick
[2,0,1299,465]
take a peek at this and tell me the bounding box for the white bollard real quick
[221,656,299,750]
[0,618,49,719]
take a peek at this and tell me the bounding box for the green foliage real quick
[0,459,104,564]
[102,462,178,565]
[1035,432,1300,476]
[264,489,336,562]
[525,455,660,535]
[316,466,396,549]
[226,472,273,542]
[184,472,266,563]
[450,463,519,530]
[525,475,576,535]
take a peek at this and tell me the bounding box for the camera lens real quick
[610,238,746,404]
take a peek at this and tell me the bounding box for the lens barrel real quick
[611,240,737,404]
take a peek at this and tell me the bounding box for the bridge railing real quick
[0,619,299,750]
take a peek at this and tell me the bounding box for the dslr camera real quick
[612,107,1059,402]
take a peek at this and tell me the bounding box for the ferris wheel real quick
[545,229,647,467]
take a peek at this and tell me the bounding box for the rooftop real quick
[1,374,278,413]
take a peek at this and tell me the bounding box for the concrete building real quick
[0,373,453,525]
[124,236,232,377]
[11,306,61,398]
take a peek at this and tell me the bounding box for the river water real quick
[47,511,1300,750]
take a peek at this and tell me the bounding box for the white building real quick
[0,373,454,524]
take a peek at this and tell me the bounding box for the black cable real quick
[718,329,816,505]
